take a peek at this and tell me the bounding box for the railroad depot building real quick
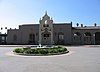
[7,13,100,45]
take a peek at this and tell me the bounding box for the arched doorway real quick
[0,34,7,44]
[95,32,100,45]
[84,32,91,44]
[73,32,81,44]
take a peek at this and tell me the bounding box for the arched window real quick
[13,34,17,41]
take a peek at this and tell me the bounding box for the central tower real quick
[39,12,53,45]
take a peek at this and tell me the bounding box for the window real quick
[45,20,48,24]
[44,34,50,37]
[43,24,49,27]
[43,20,49,27]
[59,35,64,40]
[58,33,64,45]
[58,32,64,40]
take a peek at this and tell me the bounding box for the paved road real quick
[0,46,100,72]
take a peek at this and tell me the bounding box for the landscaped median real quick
[13,46,69,56]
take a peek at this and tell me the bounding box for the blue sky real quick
[0,0,100,33]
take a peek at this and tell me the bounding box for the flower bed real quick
[13,46,69,56]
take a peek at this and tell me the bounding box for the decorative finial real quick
[45,11,47,15]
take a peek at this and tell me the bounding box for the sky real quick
[0,0,100,33]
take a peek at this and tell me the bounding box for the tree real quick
[76,23,79,27]
[5,27,7,29]
[94,23,97,26]
[1,27,3,30]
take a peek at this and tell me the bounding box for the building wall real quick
[19,24,39,44]
[7,29,21,44]
[7,23,72,45]
[7,24,39,44]
[72,28,100,45]
[53,23,72,45]
[7,25,100,45]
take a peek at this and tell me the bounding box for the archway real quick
[73,32,81,44]
[84,32,91,44]
[0,34,7,44]
[95,32,100,45]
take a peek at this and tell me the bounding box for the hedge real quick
[13,46,69,55]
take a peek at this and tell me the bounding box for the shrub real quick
[62,48,67,52]
[30,49,35,54]
[34,49,39,54]
[13,46,69,55]
[13,48,23,53]
[58,46,62,48]
[23,47,31,51]
[39,49,48,55]
[24,49,32,54]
